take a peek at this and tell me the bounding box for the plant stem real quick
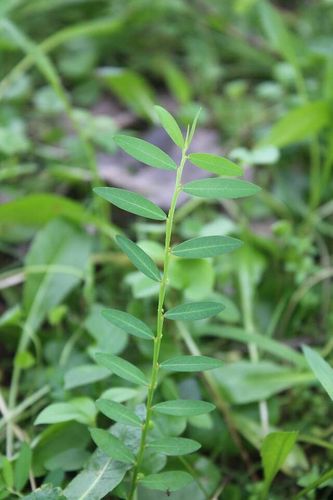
[128,148,188,499]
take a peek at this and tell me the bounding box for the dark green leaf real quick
[94,187,166,221]
[172,235,243,258]
[165,302,224,321]
[89,428,135,464]
[155,105,184,148]
[188,153,243,176]
[114,134,177,170]
[14,442,31,491]
[140,471,193,492]
[160,355,223,372]
[183,178,261,199]
[148,437,201,456]
[116,235,161,282]
[96,399,142,427]
[303,345,333,400]
[95,353,148,386]
[102,308,154,340]
[153,399,215,417]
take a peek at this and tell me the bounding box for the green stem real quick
[128,149,188,500]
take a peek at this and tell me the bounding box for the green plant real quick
[89,105,260,498]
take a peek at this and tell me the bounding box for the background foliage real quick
[1,0,333,498]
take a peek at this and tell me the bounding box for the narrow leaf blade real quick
[153,399,215,417]
[102,308,154,340]
[261,431,298,493]
[116,235,161,282]
[165,302,224,321]
[172,235,243,258]
[303,345,333,400]
[95,353,148,386]
[89,428,135,464]
[114,134,177,170]
[183,178,261,199]
[93,187,166,221]
[188,153,243,176]
[96,399,142,427]
[155,105,184,148]
[140,471,193,492]
[160,355,223,372]
[148,437,201,456]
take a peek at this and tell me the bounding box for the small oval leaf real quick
[116,235,161,282]
[155,105,184,148]
[172,235,243,258]
[96,399,142,427]
[153,399,215,417]
[183,178,261,199]
[160,355,223,372]
[114,134,177,170]
[102,308,154,340]
[89,428,135,464]
[188,153,243,176]
[140,471,193,492]
[148,437,201,456]
[93,187,166,221]
[95,353,149,386]
[165,302,224,321]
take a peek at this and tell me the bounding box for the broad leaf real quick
[116,235,161,282]
[165,302,224,321]
[35,398,96,426]
[90,428,135,464]
[183,178,261,199]
[153,399,215,417]
[96,399,142,427]
[172,235,243,258]
[155,105,184,148]
[94,187,166,221]
[14,442,31,491]
[102,308,154,340]
[114,134,177,170]
[303,345,333,400]
[160,355,223,372]
[188,153,243,176]
[95,353,148,386]
[148,437,201,456]
[261,431,298,494]
[23,218,91,335]
[140,471,193,492]
[64,365,110,390]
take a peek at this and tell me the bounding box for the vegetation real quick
[1,1,333,498]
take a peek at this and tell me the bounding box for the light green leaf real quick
[64,364,110,390]
[160,355,223,372]
[172,235,243,259]
[14,442,31,491]
[89,428,135,464]
[96,399,141,427]
[114,134,177,170]
[154,105,184,148]
[116,235,161,282]
[303,345,333,401]
[165,302,224,321]
[188,153,243,176]
[183,178,261,199]
[95,353,148,386]
[101,387,139,403]
[94,187,166,221]
[35,398,96,426]
[148,437,201,456]
[263,101,330,147]
[140,471,193,492]
[153,399,215,417]
[261,431,298,494]
[102,308,154,340]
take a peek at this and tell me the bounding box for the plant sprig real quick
[93,105,260,498]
